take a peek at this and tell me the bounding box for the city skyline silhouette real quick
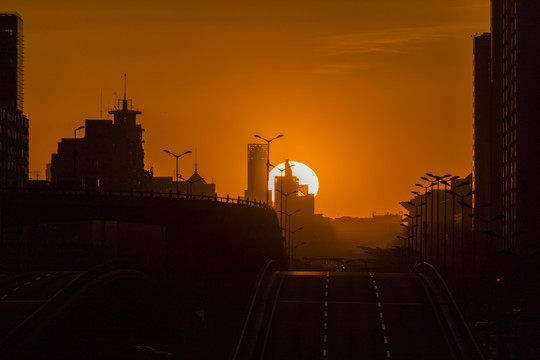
[2,0,490,218]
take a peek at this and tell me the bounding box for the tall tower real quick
[0,13,24,113]
[0,13,29,188]
[245,143,267,202]
[491,0,540,255]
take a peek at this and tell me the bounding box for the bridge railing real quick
[1,188,269,209]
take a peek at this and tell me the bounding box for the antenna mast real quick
[123,73,127,100]
[195,149,198,173]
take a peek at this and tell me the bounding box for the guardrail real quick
[0,188,269,209]
[413,262,485,360]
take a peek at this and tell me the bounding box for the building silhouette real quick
[274,159,315,219]
[51,80,151,191]
[474,1,540,257]
[0,13,28,188]
[244,143,267,202]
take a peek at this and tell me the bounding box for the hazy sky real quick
[6,0,490,217]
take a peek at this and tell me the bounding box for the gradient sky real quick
[5,0,490,218]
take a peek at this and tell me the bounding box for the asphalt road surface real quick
[260,271,456,360]
[0,271,81,340]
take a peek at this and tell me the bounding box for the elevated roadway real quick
[234,270,484,360]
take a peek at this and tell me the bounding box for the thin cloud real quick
[321,25,475,56]
[315,25,476,73]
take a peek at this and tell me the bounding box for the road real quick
[0,271,81,340]
[259,271,457,360]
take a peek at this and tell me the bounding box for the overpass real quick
[0,261,485,359]
[0,190,485,359]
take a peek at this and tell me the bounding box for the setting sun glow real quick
[269,161,319,201]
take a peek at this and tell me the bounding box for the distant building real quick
[274,159,315,221]
[51,86,150,191]
[0,13,28,188]
[400,174,473,267]
[184,169,216,197]
[244,143,267,203]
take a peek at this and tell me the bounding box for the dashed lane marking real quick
[386,350,392,358]
[1,295,7,300]
[323,335,327,343]
[324,322,327,329]
[325,291,328,297]
[381,323,386,330]
[374,285,378,290]
[24,281,31,286]
[375,292,379,298]
[35,277,41,281]
[323,349,327,357]
[324,310,328,317]
[378,302,382,308]
[324,300,328,306]
[384,336,388,344]
[12,287,19,292]
[325,284,328,289]
[379,312,384,319]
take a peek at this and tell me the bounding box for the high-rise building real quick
[491,0,540,255]
[51,81,150,191]
[0,13,28,188]
[473,33,502,224]
[244,143,267,202]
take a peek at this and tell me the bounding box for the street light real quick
[163,149,192,194]
[270,162,295,232]
[442,180,469,276]
[425,173,451,268]
[407,200,421,261]
[469,211,503,274]
[253,134,284,207]
[187,177,204,197]
[276,189,298,239]
[416,180,436,261]
[74,125,85,139]
[452,189,476,282]
[279,207,301,264]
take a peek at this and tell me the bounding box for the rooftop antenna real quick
[195,148,198,173]
[123,73,127,100]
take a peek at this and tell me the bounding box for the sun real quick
[269,161,319,201]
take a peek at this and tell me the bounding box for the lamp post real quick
[270,162,295,233]
[163,150,192,194]
[74,125,85,139]
[416,181,435,261]
[281,208,301,265]
[187,177,204,197]
[443,180,470,276]
[425,173,451,268]
[291,227,304,268]
[254,134,284,207]
[469,212,503,274]
[276,189,298,241]
[407,200,421,261]
[279,208,301,263]
[411,191,424,260]
[73,125,85,189]
[453,190,476,282]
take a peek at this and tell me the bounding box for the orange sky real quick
[5,0,490,218]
